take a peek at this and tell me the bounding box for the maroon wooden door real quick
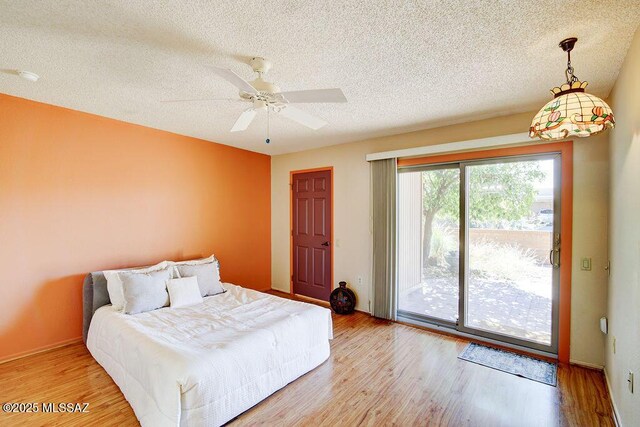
[292,169,332,300]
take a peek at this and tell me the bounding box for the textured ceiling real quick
[1,1,638,155]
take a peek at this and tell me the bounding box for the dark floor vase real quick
[330,281,356,314]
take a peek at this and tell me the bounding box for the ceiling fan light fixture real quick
[529,38,615,141]
[253,99,268,110]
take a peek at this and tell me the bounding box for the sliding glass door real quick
[398,154,561,353]
[398,167,460,325]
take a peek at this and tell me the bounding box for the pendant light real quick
[529,38,615,140]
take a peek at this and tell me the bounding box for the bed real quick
[82,271,333,426]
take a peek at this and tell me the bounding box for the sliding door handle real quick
[549,233,561,268]
[549,248,560,268]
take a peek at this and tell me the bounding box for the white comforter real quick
[87,284,333,426]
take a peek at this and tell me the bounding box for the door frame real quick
[397,141,573,363]
[289,167,334,299]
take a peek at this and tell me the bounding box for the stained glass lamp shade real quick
[530,38,615,141]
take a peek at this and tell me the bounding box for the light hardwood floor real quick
[0,303,614,426]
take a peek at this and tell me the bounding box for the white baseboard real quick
[270,284,289,293]
[569,358,604,370]
[604,368,622,427]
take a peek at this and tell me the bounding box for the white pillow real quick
[104,261,169,311]
[167,276,204,308]
[175,262,224,297]
[121,267,173,315]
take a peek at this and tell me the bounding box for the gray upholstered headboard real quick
[82,271,111,343]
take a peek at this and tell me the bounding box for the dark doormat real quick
[458,342,557,386]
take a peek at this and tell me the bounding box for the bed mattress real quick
[87,284,333,426]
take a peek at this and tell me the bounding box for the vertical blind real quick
[370,158,397,320]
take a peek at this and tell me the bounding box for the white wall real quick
[271,111,609,367]
[570,134,609,367]
[606,26,640,426]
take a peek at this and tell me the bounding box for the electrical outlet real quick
[357,276,363,285]
[629,371,634,393]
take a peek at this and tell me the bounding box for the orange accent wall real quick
[0,93,271,362]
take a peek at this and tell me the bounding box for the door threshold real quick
[397,314,558,361]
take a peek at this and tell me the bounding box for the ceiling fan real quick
[164,57,347,140]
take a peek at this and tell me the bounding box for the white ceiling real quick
[1,1,638,155]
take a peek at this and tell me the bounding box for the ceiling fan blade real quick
[211,67,257,94]
[231,109,257,132]
[160,98,241,103]
[278,88,347,103]
[277,106,327,130]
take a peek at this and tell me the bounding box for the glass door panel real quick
[398,167,460,323]
[463,157,558,348]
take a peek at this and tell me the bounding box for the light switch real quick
[580,257,592,271]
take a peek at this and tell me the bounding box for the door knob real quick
[321,241,330,247]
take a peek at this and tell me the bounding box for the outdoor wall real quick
[468,229,551,262]
[398,172,422,293]
[271,111,609,367]
[606,26,640,426]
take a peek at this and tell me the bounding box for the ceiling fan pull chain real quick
[266,107,271,144]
